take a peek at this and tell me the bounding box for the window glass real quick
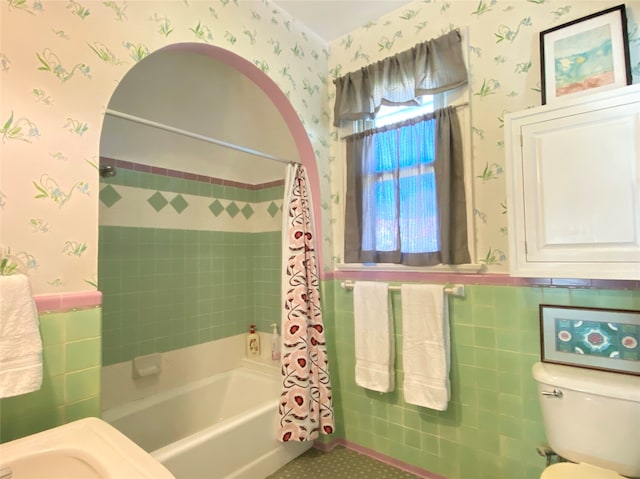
[374,96,435,128]
[343,89,473,268]
[361,110,440,256]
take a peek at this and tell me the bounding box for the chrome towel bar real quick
[340,280,465,297]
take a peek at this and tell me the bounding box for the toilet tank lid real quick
[532,362,640,402]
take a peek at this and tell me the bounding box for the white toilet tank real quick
[532,362,640,478]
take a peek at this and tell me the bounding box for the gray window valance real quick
[333,30,467,127]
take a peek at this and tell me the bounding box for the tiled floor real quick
[266,446,421,479]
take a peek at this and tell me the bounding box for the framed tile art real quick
[540,304,640,376]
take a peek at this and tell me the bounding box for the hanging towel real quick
[0,274,43,398]
[400,284,450,411]
[353,281,394,393]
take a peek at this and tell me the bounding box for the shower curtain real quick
[278,163,334,442]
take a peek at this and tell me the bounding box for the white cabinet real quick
[505,84,640,280]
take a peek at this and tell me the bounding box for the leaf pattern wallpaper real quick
[1,0,638,295]
[326,0,639,272]
[0,0,330,294]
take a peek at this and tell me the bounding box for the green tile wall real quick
[254,231,283,333]
[323,281,640,479]
[0,308,101,443]
[99,167,283,366]
[99,227,281,365]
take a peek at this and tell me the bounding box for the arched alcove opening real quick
[98,43,323,406]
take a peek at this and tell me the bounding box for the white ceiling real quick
[273,0,413,42]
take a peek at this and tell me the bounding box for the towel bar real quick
[340,280,465,297]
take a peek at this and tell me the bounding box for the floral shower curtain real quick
[278,163,334,442]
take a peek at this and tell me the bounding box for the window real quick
[364,108,437,252]
[334,29,474,269]
[344,94,472,267]
[360,97,439,255]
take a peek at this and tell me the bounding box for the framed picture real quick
[539,4,631,104]
[540,304,640,376]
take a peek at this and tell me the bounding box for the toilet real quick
[532,362,640,478]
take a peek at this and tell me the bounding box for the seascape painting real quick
[553,24,614,97]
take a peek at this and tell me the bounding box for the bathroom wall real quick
[321,3,640,479]
[323,283,640,479]
[326,0,640,270]
[99,161,283,365]
[2,3,639,478]
[0,0,325,441]
[0,307,101,443]
[0,0,330,295]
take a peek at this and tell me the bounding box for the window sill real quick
[335,263,485,274]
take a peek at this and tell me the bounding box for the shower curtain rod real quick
[105,108,297,165]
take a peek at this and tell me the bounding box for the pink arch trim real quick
[161,43,324,269]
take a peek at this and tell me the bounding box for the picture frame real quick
[539,4,631,104]
[539,304,640,376]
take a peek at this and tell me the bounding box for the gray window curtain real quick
[333,30,467,127]
[344,107,471,266]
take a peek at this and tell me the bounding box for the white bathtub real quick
[102,365,311,479]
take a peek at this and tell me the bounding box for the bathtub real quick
[102,365,311,479]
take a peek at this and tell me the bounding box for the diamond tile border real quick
[147,191,168,212]
[100,186,284,233]
[170,194,189,214]
[99,185,122,208]
[226,201,240,218]
[241,203,254,219]
[209,199,224,216]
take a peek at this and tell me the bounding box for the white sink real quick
[0,417,175,478]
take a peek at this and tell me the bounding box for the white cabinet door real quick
[505,84,640,279]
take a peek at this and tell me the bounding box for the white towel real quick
[353,281,394,392]
[401,284,450,411]
[0,274,43,398]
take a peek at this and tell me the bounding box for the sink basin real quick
[8,451,105,478]
[0,417,174,478]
